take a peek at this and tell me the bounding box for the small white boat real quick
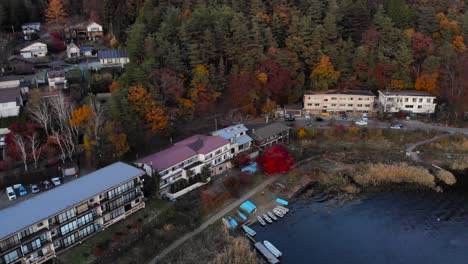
[222,218,230,228]
[273,209,284,218]
[268,211,278,221]
[277,206,289,213]
[257,216,266,226]
[242,225,257,236]
[263,214,273,224]
[264,240,282,258]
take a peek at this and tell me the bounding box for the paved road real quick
[148,175,279,263]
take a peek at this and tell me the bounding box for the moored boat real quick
[264,240,282,258]
[277,205,289,213]
[242,225,257,236]
[257,216,266,226]
[273,209,284,218]
[228,216,238,228]
[268,211,278,221]
[238,210,248,220]
[222,217,231,228]
[263,214,273,224]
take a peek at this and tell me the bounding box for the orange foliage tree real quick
[46,0,68,26]
[108,133,130,158]
[109,81,120,93]
[453,36,466,52]
[311,56,340,90]
[70,105,93,129]
[127,86,168,131]
[415,72,439,93]
[188,65,220,113]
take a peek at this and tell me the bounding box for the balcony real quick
[20,228,49,245]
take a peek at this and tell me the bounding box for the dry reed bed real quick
[450,156,468,170]
[429,135,468,153]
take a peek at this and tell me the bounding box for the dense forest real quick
[1,0,468,149]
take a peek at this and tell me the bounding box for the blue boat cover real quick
[276,198,289,205]
[238,211,248,220]
[240,200,257,213]
[241,162,258,173]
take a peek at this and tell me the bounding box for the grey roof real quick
[0,88,21,104]
[98,50,128,59]
[247,123,290,141]
[0,162,145,240]
[304,89,375,96]
[379,90,435,97]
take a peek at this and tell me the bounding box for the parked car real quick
[43,180,52,189]
[355,120,368,126]
[390,123,404,129]
[18,185,28,196]
[341,114,348,120]
[304,113,311,119]
[362,113,369,121]
[51,177,61,186]
[30,184,40,194]
[6,186,17,201]
[315,117,324,122]
[284,114,295,122]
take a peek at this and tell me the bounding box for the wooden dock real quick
[254,242,280,264]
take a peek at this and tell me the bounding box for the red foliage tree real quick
[257,145,294,175]
[412,33,434,60]
[223,176,240,197]
[235,153,251,168]
[226,72,261,108]
[259,59,296,105]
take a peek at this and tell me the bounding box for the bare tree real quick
[12,134,28,171]
[27,132,43,169]
[88,97,106,144]
[28,99,52,136]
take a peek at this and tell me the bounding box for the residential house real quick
[98,50,129,66]
[8,56,34,75]
[0,88,23,118]
[0,76,21,89]
[86,22,103,40]
[79,46,95,57]
[378,90,437,115]
[212,124,252,156]
[137,135,231,198]
[283,104,303,117]
[47,70,67,89]
[303,90,376,115]
[20,42,47,59]
[21,23,40,41]
[0,162,145,264]
[66,43,80,59]
[247,123,291,150]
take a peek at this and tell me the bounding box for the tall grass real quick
[434,169,456,185]
[353,163,435,188]
[430,135,468,153]
[450,156,468,170]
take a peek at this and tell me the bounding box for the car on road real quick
[390,123,404,129]
[304,113,311,119]
[321,112,330,116]
[43,180,52,189]
[30,184,40,194]
[362,113,369,121]
[18,185,28,196]
[355,120,368,126]
[315,117,324,122]
[6,186,17,201]
[284,114,295,122]
[51,177,61,186]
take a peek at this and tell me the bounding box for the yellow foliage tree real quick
[108,133,130,158]
[390,79,405,90]
[297,128,307,138]
[256,72,268,83]
[311,56,340,90]
[453,36,466,52]
[128,86,168,131]
[415,72,439,93]
[46,0,68,26]
[69,105,93,128]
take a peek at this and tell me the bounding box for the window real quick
[31,238,42,250]
[76,203,89,215]
[427,98,432,103]
[77,212,93,227]
[307,103,312,106]
[348,104,353,107]
[331,104,336,106]
[365,98,370,101]
[405,98,409,102]
[0,235,19,252]
[314,103,320,106]
[58,208,76,223]
[412,98,417,102]
[349,98,354,100]
[357,104,363,107]
[79,225,95,239]
[37,222,43,227]
[405,105,414,108]
[365,104,370,107]
[388,98,394,102]
[3,248,21,264]
[323,106,327,108]
[60,220,78,235]
[215,149,221,155]
[419,98,422,102]
[107,181,134,199]
[339,104,345,107]
[324,99,328,102]
[358,98,363,101]
[331,97,337,100]
[19,227,34,239]
[418,105,422,109]
[62,233,78,247]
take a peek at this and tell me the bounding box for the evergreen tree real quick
[340,0,371,43]
[461,11,468,39]
[416,7,439,35]
[385,0,414,29]
[306,0,322,26]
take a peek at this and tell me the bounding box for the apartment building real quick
[137,135,231,198]
[378,90,437,115]
[303,90,376,114]
[212,124,253,155]
[0,162,145,264]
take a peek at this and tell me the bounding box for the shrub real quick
[235,153,251,168]
[434,169,456,185]
[223,176,240,197]
[353,163,435,188]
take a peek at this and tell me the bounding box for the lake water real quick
[254,187,468,264]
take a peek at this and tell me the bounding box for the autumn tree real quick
[188,65,220,114]
[109,81,120,93]
[127,85,168,131]
[257,145,294,175]
[46,0,68,26]
[261,99,277,123]
[311,56,340,90]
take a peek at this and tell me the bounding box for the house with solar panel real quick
[98,50,129,67]
[0,162,145,264]
[79,46,96,57]
[212,124,253,156]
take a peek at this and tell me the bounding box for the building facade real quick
[20,43,47,59]
[247,123,291,150]
[138,135,231,198]
[0,88,22,118]
[66,43,80,58]
[21,23,40,41]
[303,90,376,115]
[378,90,437,114]
[86,22,103,40]
[47,70,67,89]
[0,162,145,264]
[98,50,130,66]
[212,124,253,156]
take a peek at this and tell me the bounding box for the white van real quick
[362,113,368,121]
[6,186,17,201]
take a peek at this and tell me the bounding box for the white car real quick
[6,186,16,201]
[31,184,40,193]
[362,113,369,121]
[51,177,61,186]
[355,120,367,126]
[304,113,311,119]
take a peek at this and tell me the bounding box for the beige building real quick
[303,90,376,114]
[378,90,436,115]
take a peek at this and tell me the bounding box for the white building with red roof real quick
[137,135,231,198]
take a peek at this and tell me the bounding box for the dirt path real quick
[405,134,452,164]
[148,175,279,263]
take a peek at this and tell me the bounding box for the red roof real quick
[138,135,229,172]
